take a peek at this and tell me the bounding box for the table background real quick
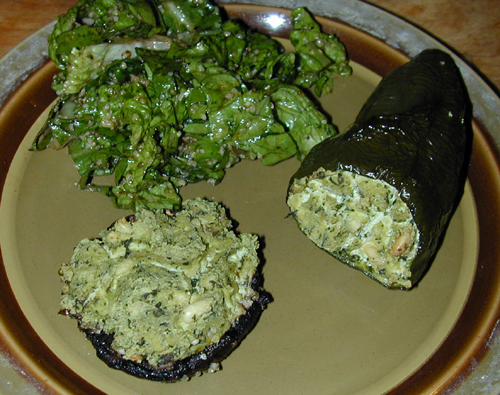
[1,0,499,91]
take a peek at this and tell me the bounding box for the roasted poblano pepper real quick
[287,49,470,289]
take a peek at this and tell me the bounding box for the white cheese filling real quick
[287,168,419,288]
[60,198,261,367]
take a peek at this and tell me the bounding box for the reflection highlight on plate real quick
[264,13,287,29]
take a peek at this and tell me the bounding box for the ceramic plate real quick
[1,2,500,394]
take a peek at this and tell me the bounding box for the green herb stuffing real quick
[33,0,351,210]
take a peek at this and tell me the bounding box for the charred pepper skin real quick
[289,49,471,289]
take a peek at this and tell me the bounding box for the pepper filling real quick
[287,168,419,288]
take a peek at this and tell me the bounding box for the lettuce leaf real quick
[33,0,351,210]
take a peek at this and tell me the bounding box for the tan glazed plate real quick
[1,1,500,394]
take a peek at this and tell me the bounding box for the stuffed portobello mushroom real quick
[287,49,470,289]
[59,198,271,381]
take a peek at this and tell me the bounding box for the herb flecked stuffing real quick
[59,198,269,373]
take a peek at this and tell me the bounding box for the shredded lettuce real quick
[33,0,351,210]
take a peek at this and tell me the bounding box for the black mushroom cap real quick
[74,208,272,382]
[84,288,272,382]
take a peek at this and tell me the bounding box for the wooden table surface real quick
[1,0,499,91]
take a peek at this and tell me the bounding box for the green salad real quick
[33,0,351,210]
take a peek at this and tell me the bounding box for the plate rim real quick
[1,1,500,394]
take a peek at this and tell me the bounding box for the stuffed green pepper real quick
[287,49,470,289]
